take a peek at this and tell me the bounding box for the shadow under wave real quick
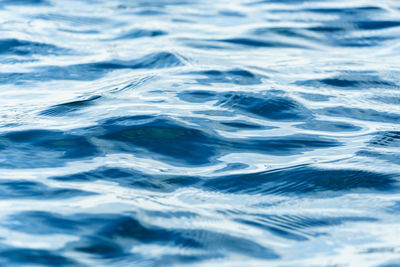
[49,163,397,197]
[179,90,313,122]
[203,165,397,195]
[5,211,279,265]
[0,180,95,199]
[0,115,340,168]
[0,39,68,56]
[0,52,184,84]
[40,95,102,117]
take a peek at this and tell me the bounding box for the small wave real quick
[0,52,184,84]
[203,166,396,195]
[0,39,68,56]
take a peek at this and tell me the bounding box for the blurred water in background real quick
[0,0,400,266]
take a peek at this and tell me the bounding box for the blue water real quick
[0,0,400,266]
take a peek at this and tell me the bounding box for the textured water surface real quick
[1,0,400,266]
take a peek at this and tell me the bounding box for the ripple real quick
[95,116,221,165]
[0,249,76,267]
[0,52,184,84]
[295,120,362,132]
[90,116,338,165]
[40,95,102,117]
[217,91,313,121]
[0,129,99,168]
[318,107,400,123]
[0,180,94,199]
[114,29,167,40]
[297,74,397,89]
[185,69,265,85]
[7,211,279,263]
[218,38,305,48]
[51,166,200,192]
[203,166,396,195]
[0,39,68,56]
[177,90,218,103]
[369,131,400,147]
[236,214,377,241]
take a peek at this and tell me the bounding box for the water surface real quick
[0,0,400,266]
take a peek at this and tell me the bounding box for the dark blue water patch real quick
[371,96,400,105]
[0,0,50,6]
[379,262,400,267]
[303,6,383,15]
[135,9,167,16]
[385,201,400,214]
[0,39,68,56]
[144,210,198,220]
[0,52,184,84]
[218,10,246,17]
[203,166,396,195]
[298,92,332,102]
[355,21,400,30]
[58,28,100,35]
[51,134,337,188]
[94,116,222,165]
[250,25,392,47]
[0,129,100,168]
[335,36,394,47]
[40,95,102,117]
[368,131,400,147]
[89,216,279,261]
[296,74,397,89]
[228,134,340,156]
[6,212,132,260]
[219,121,267,130]
[320,79,358,87]
[114,29,167,40]
[8,211,279,263]
[177,90,218,103]
[295,120,362,132]
[356,150,400,166]
[303,20,393,47]
[135,0,191,8]
[50,166,200,192]
[217,91,313,121]
[185,69,266,85]
[7,211,124,236]
[218,38,305,48]
[171,18,194,23]
[0,249,77,267]
[317,107,400,123]
[86,116,338,166]
[194,110,235,117]
[0,180,94,199]
[251,27,314,39]
[306,26,345,33]
[215,163,249,173]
